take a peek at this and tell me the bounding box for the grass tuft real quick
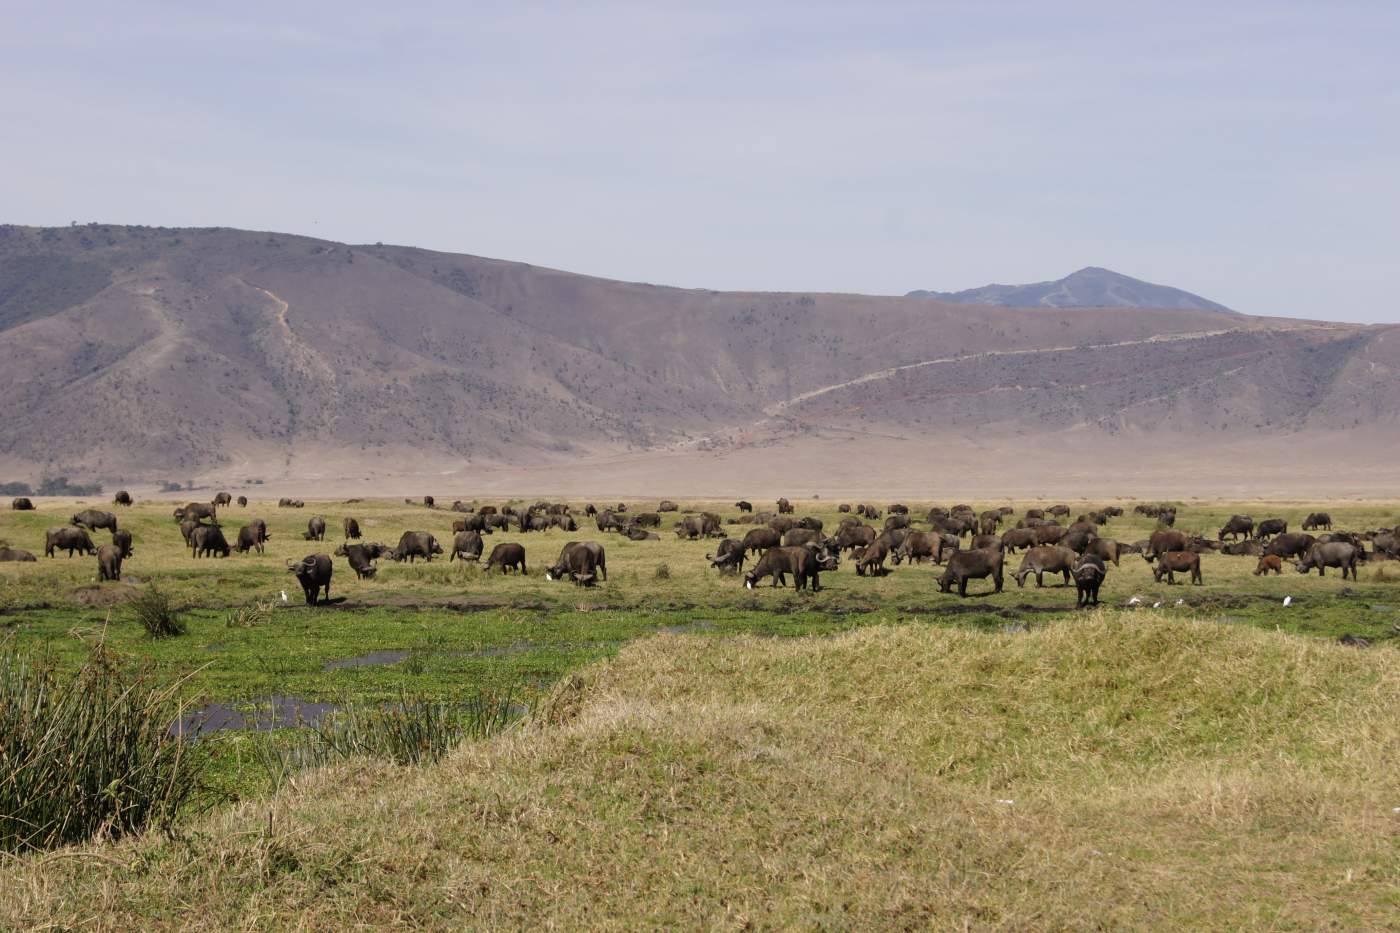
[224,599,275,628]
[653,563,671,580]
[127,583,186,638]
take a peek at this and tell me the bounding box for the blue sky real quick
[3,1,1397,321]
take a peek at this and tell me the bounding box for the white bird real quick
[1175,598,1184,606]
[1283,596,1292,607]
[1127,595,1143,606]
[280,590,289,604]
[1152,600,1162,609]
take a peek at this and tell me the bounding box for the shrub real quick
[653,563,672,581]
[0,643,207,852]
[128,584,186,638]
[35,475,102,496]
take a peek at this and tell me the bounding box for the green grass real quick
[4,616,1398,928]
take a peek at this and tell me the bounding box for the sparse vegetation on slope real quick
[4,617,1399,928]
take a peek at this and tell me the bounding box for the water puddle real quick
[323,650,410,671]
[656,620,716,635]
[171,695,342,738]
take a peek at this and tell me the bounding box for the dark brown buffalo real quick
[743,545,831,591]
[550,514,578,532]
[675,513,722,539]
[833,523,876,553]
[1296,542,1359,579]
[45,526,95,558]
[278,498,304,508]
[213,492,232,507]
[288,554,333,604]
[1265,533,1316,561]
[453,513,489,533]
[938,549,1004,597]
[735,500,753,513]
[776,498,794,514]
[423,495,435,508]
[855,537,893,576]
[796,516,824,532]
[1000,527,1037,553]
[1061,526,1097,554]
[1143,529,1190,561]
[1222,539,1265,557]
[1033,524,1067,546]
[859,504,881,520]
[1302,512,1332,531]
[1152,551,1202,585]
[658,500,679,512]
[1048,504,1070,517]
[390,531,443,562]
[969,533,1002,553]
[631,512,661,528]
[1014,546,1076,588]
[191,525,231,558]
[883,514,911,532]
[113,490,133,506]
[595,511,624,533]
[1218,515,1253,542]
[175,502,217,524]
[739,526,782,558]
[1073,553,1107,607]
[0,547,36,561]
[11,497,34,510]
[891,531,942,565]
[1256,518,1288,540]
[112,529,134,558]
[96,543,123,581]
[449,530,485,562]
[334,542,389,579]
[304,516,327,541]
[483,542,527,574]
[838,503,852,513]
[766,515,796,535]
[783,528,823,548]
[343,517,362,539]
[707,538,746,574]
[234,524,266,554]
[545,541,607,585]
[179,518,200,544]
[623,525,659,541]
[1254,555,1283,575]
[72,509,117,533]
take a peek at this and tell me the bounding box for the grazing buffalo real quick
[11,497,35,510]
[796,516,824,532]
[1218,515,1253,542]
[0,547,37,562]
[545,541,607,585]
[483,542,527,574]
[304,517,327,541]
[391,531,443,562]
[1143,529,1190,561]
[45,526,96,558]
[938,549,1004,597]
[191,525,231,558]
[834,522,876,553]
[1265,533,1316,561]
[969,533,1002,553]
[891,531,945,566]
[113,490,133,506]
[1222,539,1265,557]
[859,504,882,520]
[707,538,746,574]
[783,528,823,548]
[675,513,722,539]
[335,542,389,579]
[1256,518,1287,540]
[96,543,123,581]
[632,512,661,528]
[1073,553,1107,607]
[1152,551,1202,585]
[739,526,782,558]
[1061,526,1097,554]
[1014,546,1077,588]
[112,529,134,558]
[1302,512,1333,531]
[1084,537,1125,567]
[1296,542,1359,580]
[855,538,893,577]
[595,511,625,533]
[423,496,435,508]
[71,509,117,533]
[658,500,679,512]
[776,498,794,514]
[449,531,484,562]
[883,514,911,532]
[179,519,201,544]
[1047,504,1070,517]
[838,503,852,513]
[767,515,796,535]
[453,513,489,534]
[235,524,267,554]
[236,495,248,507]
[743,545,832,591]
[1000,527,1037,553]
[213,492,232,507]
[1033,524,1067,546]
[288,554,333,605]
[175,502,217,524]
[1254,555,1283,575]
[278,498,304,508]
[341,517,361,539]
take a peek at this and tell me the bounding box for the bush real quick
[128,584,186,638]
[653,563,672,580]
[0,643,207,852]
[35,475,102,496]
[0,481,32,496]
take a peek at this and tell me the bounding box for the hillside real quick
[907,266,1236,312]
[5,618,1399,928]
[1,224,1397,493]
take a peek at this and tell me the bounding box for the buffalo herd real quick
[3,495,1398,611]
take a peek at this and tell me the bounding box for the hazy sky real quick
[4,1,1397,321]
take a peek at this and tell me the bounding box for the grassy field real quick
[2,495,1399,926]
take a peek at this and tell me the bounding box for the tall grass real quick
[0,643,206,852]
[127,582,186,638]
[254,690,522,788]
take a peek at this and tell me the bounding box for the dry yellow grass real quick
[4,614,1399,929]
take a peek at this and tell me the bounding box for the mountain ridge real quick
[907,266,1235,313]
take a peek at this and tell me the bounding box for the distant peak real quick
[907,267,1234,313]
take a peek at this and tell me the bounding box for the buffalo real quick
[213,492,232,507]
[632,512,662,528]
[113,490,133,506]
[343,517,362,539]
[776,498,794,514]
[1152,551,1202,585]
[796,516,824,532]
[892,531,946,566]
[71,509,118,533]
[179,519,201,544]
[1265,533,1316,561]
[1302,512,1333,531]
[1014,546,1076,588]
[1256,518,1288,540]
[334,542,390,579]
[855,538,893,577]
[453,513,489,534]
[304,516,327,541]
[1073,553,1106,607]
[743,545,832,591]
[623,525,660,541]
[1253,555,1283,576]
[1143,530,1189,561]
[767,515,796,535]
[112,529,134,558]
[449,531,484,562]
[1083,537,1126,567]
[833,523,876,553]
[236,495,248,507]
[658,500,679,512]
[938,549,1004,597]
[1218,515,1253,542]
[1000,527,1037,553]
[234,524,267,554]
[45,526,95,558]
[191,525,231,558]
[735,500,754,513]
[545,541,607,585]
[483,542,527,574]
[707,538,746,574]
[175,502,217,524]
[288,554,333,605]
[0,547,36,562]
[1295,542,1359,580]
[1222,539,1265,557]
[391,531,443,562]
[96,543,123,581]
[11,497,35,510]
